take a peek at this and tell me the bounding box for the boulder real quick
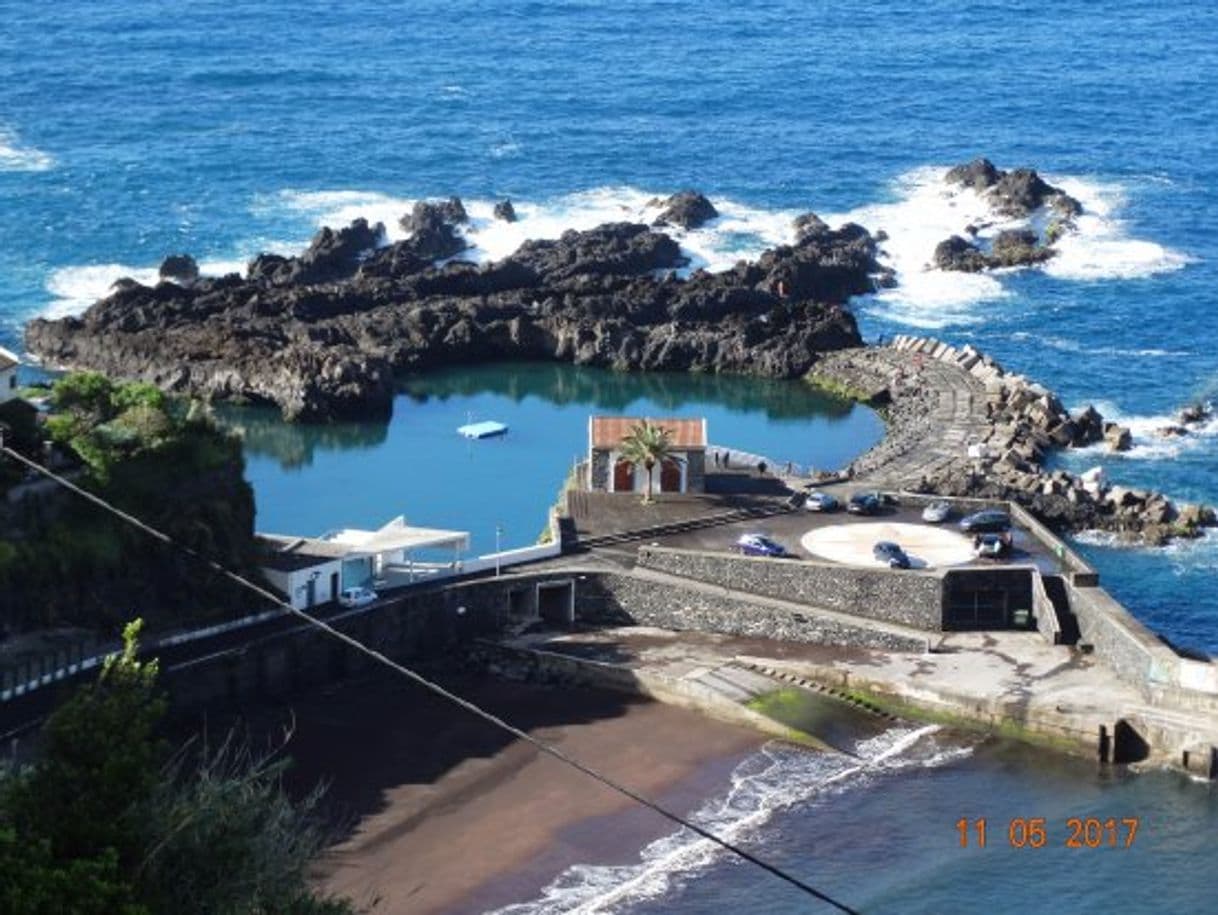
[933,235,989,272]
[944,158,1083,219]
[493,199,517,222]
[159,253,199,283]
[653,191,719,230]
[1071,405,1105,446]
[793,212,829,241]
[398,201,468,260]
[1179,403,1212,426]
[1104,422,1132,452]
[989,229,1054,267]
[945,157,1003,191]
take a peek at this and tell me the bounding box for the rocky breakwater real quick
[25,193,885,421]
[814,336,1215,545]
[932,157,1083,273]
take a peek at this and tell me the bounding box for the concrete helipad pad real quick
[800,521,974,569]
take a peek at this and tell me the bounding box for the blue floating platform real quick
[457,420,509,439]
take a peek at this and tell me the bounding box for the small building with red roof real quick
[587,416,707,494]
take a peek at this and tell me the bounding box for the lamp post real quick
[495,523,503,577]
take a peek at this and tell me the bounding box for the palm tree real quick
[618,420,679,504]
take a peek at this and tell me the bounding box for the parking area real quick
[643,487,1067,573]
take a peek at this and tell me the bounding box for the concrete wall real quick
[1031,571,1063,645]
[579,573,928,651]
[636,546,945,630]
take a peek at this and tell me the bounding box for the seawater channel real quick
[217,362,885,554]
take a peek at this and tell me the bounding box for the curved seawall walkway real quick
[811,340,992,489]
[810,336,1215,544]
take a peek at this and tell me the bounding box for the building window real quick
[7,375,14,389]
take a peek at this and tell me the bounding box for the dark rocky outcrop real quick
[945,157,1082,219]
[26,213,882,422]
[793,212,829,242]
[397,200,468,260]
[159,254,199,283]
[933,228,1056,273]
[493,199,517,222]
[652,191,719,229]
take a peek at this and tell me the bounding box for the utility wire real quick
[1,440,860,914]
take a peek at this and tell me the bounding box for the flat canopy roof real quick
[258,535,349,572]
[321,516,471,554]
[0,345,19,372]
[590,416,707,450]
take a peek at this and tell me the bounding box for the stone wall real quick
[636,546,944,630]
[579,573,928,651]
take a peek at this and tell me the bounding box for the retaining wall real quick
[636,545,944,630]
[579,573,928,651]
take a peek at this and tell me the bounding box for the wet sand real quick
[259,672,764,914]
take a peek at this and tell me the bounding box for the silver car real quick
[921,500,953,523]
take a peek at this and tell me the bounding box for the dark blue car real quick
[736,533,788,557]
[873,541,911,569]
[847,492,882,515]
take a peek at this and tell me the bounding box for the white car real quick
[338,586,378,608]
[804,491,840,512]
[921,500,953,523]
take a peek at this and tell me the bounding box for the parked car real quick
[804,491,840,512]
[921,500,953,523]
[736,533,789,558]
[973,532,1013,559]
[959,509,1012,533]
[873,541,911,569]
[847,492,882,515]
[338,586,378,608]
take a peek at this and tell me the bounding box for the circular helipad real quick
[800,521,975,569]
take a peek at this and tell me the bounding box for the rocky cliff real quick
[26,201,884,421]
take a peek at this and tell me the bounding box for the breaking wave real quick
[1064,398,1218,462]
[830,166,1193,330]
[489,725,969,915]
[0,127,54,172]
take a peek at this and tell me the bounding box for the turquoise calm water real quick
[222,362,881,554]
[3,0,1217,909]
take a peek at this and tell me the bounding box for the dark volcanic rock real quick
[934,236,989,272]
[398,200,468,260]
[989,229,1054,267]
[159,253,199,283]
[934,229,1054,272]
[493,199,517,222]
[793,212,829,242]
[945,157,1082,220]
[652,191,719,229]
[26,213,881,422]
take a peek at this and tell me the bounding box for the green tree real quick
[618,420,680,504]
[0,620,354,915]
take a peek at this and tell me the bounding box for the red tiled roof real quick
[590,416,706,450]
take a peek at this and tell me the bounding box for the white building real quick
[259,516,471,610]
[0,345,20,404]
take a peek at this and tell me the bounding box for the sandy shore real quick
[264,672,764,914]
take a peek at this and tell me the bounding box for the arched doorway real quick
[614,459,635,492]
[660,458,682,493]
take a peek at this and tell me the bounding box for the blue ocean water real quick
[3,1,1217,910]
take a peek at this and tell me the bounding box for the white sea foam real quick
[1067,398,1218,462]
[43,256,259,319]
[0,127,54,172]
[830,166,1193,329]
[273,185,799,274]
[1042,177,1195,281]
[489,724,969,915]
[1008,331,1191,359]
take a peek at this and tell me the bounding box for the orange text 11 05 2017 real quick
[956,817,1140,849]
